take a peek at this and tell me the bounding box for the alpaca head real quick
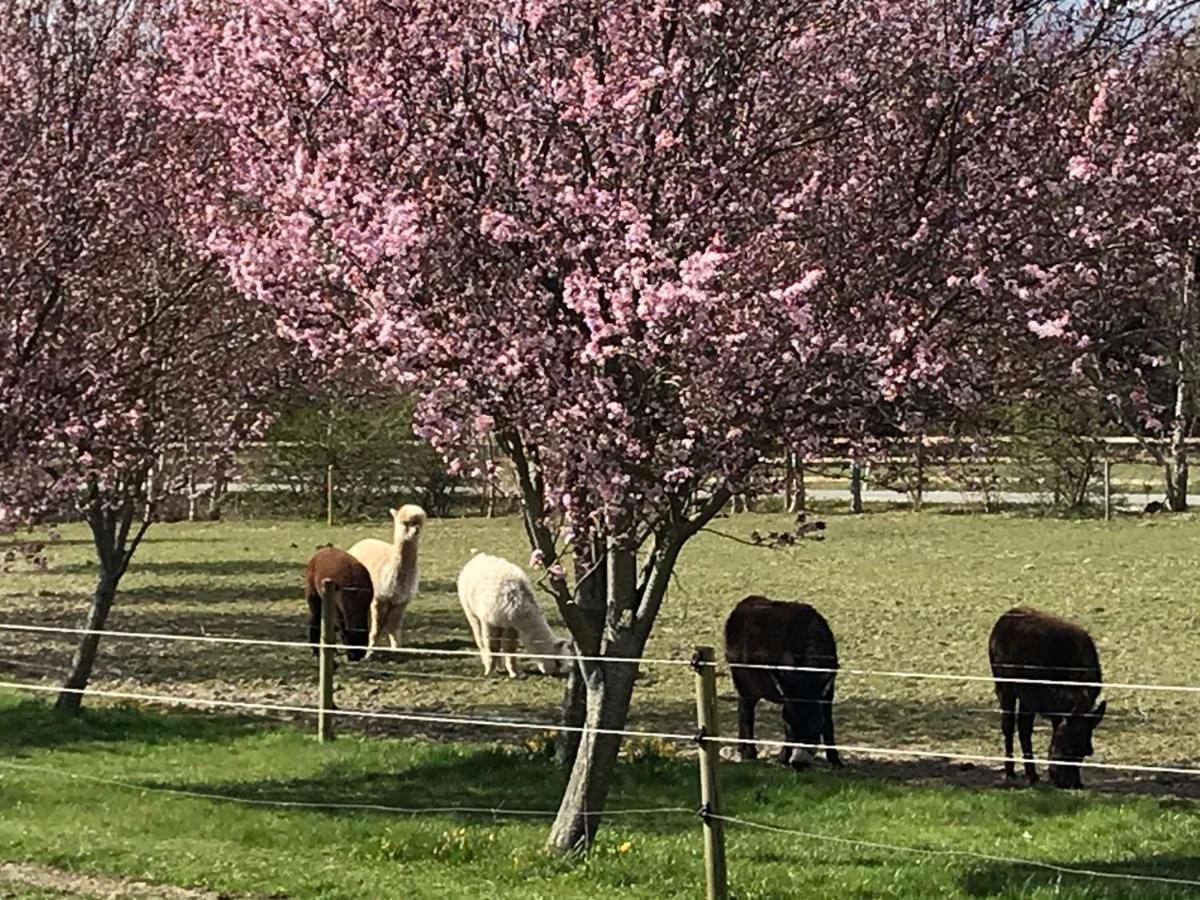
[535,637,574,677]
[391,504,426,544]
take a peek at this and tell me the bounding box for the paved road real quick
[805,487,1195,510]
[225,479,1193,511]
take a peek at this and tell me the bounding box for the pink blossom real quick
[1027,312,1071,339]
[1068,155,1097,181]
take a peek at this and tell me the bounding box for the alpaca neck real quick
[519,614,559,654]
[383,534,419,598]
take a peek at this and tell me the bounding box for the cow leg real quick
[1017,705,1038,784]
[998,688,1017,780]
[777,713,796,767]
[822,701,844,768]
[736,695,758,761]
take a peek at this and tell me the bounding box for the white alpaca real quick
[456,552,572,678]
[348,504,425,654]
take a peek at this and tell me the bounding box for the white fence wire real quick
[2,620,1197,694]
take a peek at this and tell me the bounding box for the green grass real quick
[3,509,1200,895]
[4,510,1200,771]
[0,694,1198,899]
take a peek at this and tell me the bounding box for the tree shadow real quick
[0,699,258,753]
[961,855,1200,898]
[56,559,301,577]
[9,536,226,548]
[150,749,698,834]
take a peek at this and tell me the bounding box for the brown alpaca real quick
[304,547,374,662]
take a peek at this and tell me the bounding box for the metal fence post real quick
[692,646,728,900]
[318,578,336,742]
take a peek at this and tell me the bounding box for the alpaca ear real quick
[389,508,399,518]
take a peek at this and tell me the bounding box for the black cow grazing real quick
[304,547,373,662]
[988,606,1106,789]
[724,595,842,769]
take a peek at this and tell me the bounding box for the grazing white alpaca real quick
[456,552,572,678]
[348,504,425,654]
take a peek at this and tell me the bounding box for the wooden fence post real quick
[326,464,334,527]
[914,442,925,512]
[318,578,336,742]
[849,460,863,514]
[1103,455,1112,522]
[692,646,728,900]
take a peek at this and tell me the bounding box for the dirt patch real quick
[0,862,244,900]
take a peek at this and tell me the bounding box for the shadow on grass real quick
[0,698,258,753]
[961,855,1200,898]
[56,559,302,578]
[152,748,698,835]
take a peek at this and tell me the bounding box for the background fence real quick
[136,434,1200,526]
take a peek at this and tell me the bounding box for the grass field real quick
[2,695,1200,899]
[2,508,1200,896]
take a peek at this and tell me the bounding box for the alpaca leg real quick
[463,608,485,657]
[479,622,499,675]
[387,603,408,649]
[306,592,322,657]
[502,628,521,679]
[365,601,383,659]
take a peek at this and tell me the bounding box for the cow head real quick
[775,674,829,770]
[1048,700,1106,788]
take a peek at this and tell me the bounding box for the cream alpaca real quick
[456,552,572,678]
[349,504,425,654]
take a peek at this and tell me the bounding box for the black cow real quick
[724,595,842,769]
[988,606,1106,788]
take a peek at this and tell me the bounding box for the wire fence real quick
[3,619,1200,896]
[4,620,1200,694]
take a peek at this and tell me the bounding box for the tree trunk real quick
[549,545,643,851]
[208,472,226,520]
[790,457,805,514]
[1167,343,1190,511]
[557,541,607,770]
[55,495,147,715]
[1166,442,1189,511]
[783,451,794,512]
[1167,250,1194,512]
[54,572,118,715]
[548,646,641,852]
